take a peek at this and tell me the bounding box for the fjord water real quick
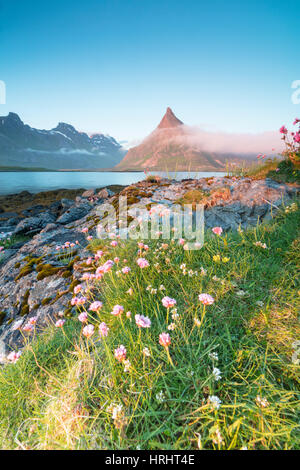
[0,171,226,196]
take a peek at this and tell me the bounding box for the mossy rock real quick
[19,289,30,316]
[41,297,52,306]
[15,256,44,281]
[62,270,72,279]
[68,279,81,293]
[178,189,208,209]
[36,264,61,281]
[20,305,30,316]
[15,266,33,281]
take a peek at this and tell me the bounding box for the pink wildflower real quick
[55,319,65,328]
[114,345,127,362]
[111,305,124,316]
[122,266,131,274]
[294,132,300,143]
[81,273,92,280]
[135,314,151,328]
[71,296,79,306]
[74,284,82,294]
[7,351,22,363]
[22,323,33,332]
[82,324,94,338]
[102,260,114,273]
[76,296,87,305]
[198,293,215,305]
[78,312,88,323]
[159,332,171,348]
[99,322,109,338]
[89,301,103,312]
[162,296,177,308]
[137,258,149,268]
[94,250,104,260]
[279,126,288,134]
[212,226,223,236]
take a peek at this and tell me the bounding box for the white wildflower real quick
[209,351,219,361]
[212,367,222,381]
[208,395,222,409]
[256,395,269,408]
[156,391,165,403]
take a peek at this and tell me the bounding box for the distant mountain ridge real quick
[117,108,258,171]
[0,112,126,169]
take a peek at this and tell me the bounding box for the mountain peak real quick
[157,107,183,129]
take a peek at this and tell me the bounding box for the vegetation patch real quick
[20,290,30,316]
[0,201,299,449]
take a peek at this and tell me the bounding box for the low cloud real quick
[174,125,283,155]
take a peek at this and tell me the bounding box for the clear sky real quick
[0,0,299,143]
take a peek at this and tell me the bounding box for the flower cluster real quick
[279,119,300,167]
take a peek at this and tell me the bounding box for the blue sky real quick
[0,0,299,142]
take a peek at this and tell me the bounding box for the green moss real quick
[15,257,44,281]
[14,262,21,269]
[62,270,72,279]
[20,290,30,316]
[68,279,80,293]
[64,307,73,318]
[67,256,80,270]
[20,305,30,316]
[41,297,52,306]
[36,264,61,281]
[50,291,67,305]
[178,189,208,209]
[15,266,33,281]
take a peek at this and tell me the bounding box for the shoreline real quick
[0,167,227,173]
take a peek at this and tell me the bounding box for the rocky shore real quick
[0,175,299,359]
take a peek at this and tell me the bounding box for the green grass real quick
[0,234,29,249]
[227,157,300,184]
[0,201,299,449]
[0,234,30,264]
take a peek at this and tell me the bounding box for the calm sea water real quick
[0,171,226,196]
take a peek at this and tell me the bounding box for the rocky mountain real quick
[0,112,126,170]
[116,107,257,171]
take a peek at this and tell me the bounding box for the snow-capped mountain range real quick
[0,112,126,169]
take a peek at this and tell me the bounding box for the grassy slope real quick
[0,202,299,450]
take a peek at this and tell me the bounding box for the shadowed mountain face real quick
[0,113,126,169]
[116,108,257,171]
